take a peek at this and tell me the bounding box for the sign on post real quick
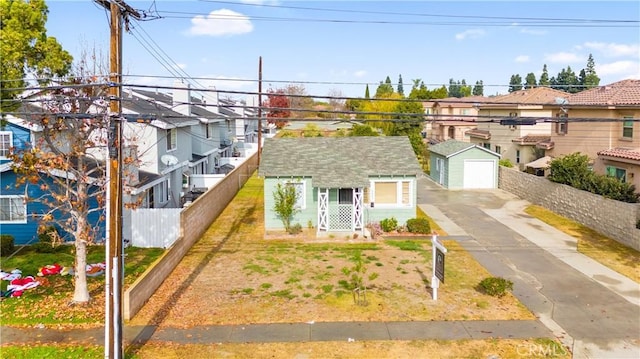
[431,234,447,301]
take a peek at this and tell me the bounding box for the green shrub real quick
[380,217,398,232]
[478,277,514,297]
[499,159,514,168]
[406,217,431,234]
[1,234,15,256]
[32,242,56,253]
[288,223,303,235]
[38,226,59,244]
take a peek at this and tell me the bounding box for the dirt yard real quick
[129,176,533,328]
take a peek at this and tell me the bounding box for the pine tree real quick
[508,74,523,92]
[397,74,404,97]
[582,53,600,90]
[364,84,370,99]
[472,80,484,96]
[524,73,537,89]
[539,64,550,86]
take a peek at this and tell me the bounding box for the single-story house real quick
[258,136,423,236]
[429,139,500,189]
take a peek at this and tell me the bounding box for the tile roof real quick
[567,79,640,106]
[486,87,568,105]
[258,136,422,188]
[429,139,499,158]
[597,148,640,162]
[512,135,551,144]
[466,129,491,139]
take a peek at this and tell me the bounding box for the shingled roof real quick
[258,137,422,188]
[429,139,499,158]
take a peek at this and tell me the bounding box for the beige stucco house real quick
[467,87,568,169]
[423,96,489,143]
[549,79,640,189]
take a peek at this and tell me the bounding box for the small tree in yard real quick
[273,182,300,232]
[8,50,111,304]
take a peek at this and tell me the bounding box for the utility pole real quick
[95,1,140,358]
[257,56,262,165]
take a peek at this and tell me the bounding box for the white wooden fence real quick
[125,208,182,248]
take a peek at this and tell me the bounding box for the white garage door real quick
[463,160,495,189]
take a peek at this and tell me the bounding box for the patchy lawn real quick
[129,175,532,328]
[524,205,640,283]
[0,245,164,327]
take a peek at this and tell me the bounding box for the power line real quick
[200,0,639,24]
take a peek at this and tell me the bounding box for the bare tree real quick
[9,48,111,303]
[285,84,314,119]
[327,88,346,118]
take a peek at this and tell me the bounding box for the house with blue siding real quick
[258,136,423,237]
[0,116,104,245]
[429,139,500,189]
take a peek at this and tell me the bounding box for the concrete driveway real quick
[417,176,640,359]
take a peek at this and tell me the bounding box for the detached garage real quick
[429,140,500,189]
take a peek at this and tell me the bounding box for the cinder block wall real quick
[125,153,258,320]
[499,166,640,251]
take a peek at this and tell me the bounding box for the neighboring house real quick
[548,79,640,189]
[422,96,489,143]
[258,136,423,236]
[429,139,500,189]
[468,87,567,169]
[0,113,104,245]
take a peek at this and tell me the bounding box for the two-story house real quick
[549,79,640,189]
[422,96,489,143]
[467,87,568,169]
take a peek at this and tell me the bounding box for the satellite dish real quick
[161,154,179,166]
[554,97,568,105]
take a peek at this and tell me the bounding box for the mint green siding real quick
[430,148,499,189]
[264,177,317,230]
[264,175,418,231]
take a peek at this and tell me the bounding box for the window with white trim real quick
[205,124,215,139]
[157,180,170,204]
[286,181,305,209]
[622,118,633,139]
[0,195,26,223]
[0,131,12,158]
[166,128,177,151]
[371,180,412,207]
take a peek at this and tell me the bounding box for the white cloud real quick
[597,60,640,77]
[188,9,253,37]
[583,42,640,58]
[175,63,187,70]
[455,29,485,41]
[520,28,547,35]
[353,70,367,78]
[515,55,530,63]
[544,52,582,64]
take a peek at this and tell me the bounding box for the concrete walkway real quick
[1,320,552,346]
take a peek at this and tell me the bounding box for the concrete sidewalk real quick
[1,320,553,346]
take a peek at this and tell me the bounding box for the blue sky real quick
[45,1,639,100]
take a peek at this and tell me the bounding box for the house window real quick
[339,188,353,204]
[166,128,177,151]
[622,118,633,139]
[556,114,568,135]
[516,150,521,164]
[371,180,411,207]
[0,195,27,223]
[495,145,501,154]
[0,131,12,158]
[286,181,305,209]
[606,166,626,183]
[205,124,215,139]
[158,180,170,204]
[509,112,518,117]
[482,143,491,149]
